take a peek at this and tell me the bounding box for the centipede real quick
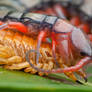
[0,0,92,84]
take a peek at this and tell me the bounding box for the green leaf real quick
[0,67,92,92]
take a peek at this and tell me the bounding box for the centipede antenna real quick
[26,49,50,73]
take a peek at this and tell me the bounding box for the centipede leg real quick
[0,56,22,65]
[36,30,47,64]
[51,32,59,67]
[65,72,83,84]
[60,63,83,84]
[51,56,92,73]
[4,62,29,70]
[26,50,92,74]
[76,69,87,82]
[26,50,86,84]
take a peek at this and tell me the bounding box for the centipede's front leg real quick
[36,29,47,64]
[51,32,60,67]
[76,69,87,82]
